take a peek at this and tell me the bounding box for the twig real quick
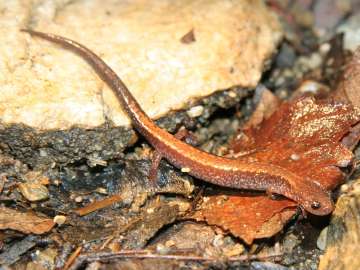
[69,250,283,269]
[73,194,123,216]
[63,246,82,270]
[99,236,115,250]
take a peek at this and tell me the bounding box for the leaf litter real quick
[2,56,360,268]
[2,11,360,270]
[190,93,360,244]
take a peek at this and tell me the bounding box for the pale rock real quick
[0,0,282,130]
[318,178,360,270]
[53,215,66,225]
[18,182,49,201]
[18,171,50,201]
[337,13,360,51]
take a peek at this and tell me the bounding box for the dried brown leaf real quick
[191,194,296,244]
[231,97,359,189]
[0,206,55,234]
[243,86,280,129]
[192,97,360,244]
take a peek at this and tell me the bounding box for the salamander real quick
[21,29,334,215]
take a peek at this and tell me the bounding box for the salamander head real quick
[268,175,334,216]
[295,184,334,216]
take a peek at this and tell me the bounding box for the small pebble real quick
[18,183,49,202]
[87,158,107,167]
[156,244,170,255]
[165,240,176,247]
[228,91,237,98]
[213,234,224,247]
[74,196,83,203]
[146,208,155,214]
[168,200,191,212]
[95,187,108,194]
[53,179,61,186]
[307,53,323,70]
[187,105,204,118]
[53,215,67,225]
[290,153,300,161]
[297,80,328,95]
[181,167,191,173]
[39,149,48,157]
[340,184,349,193]
[319,43,331,55]
[203,196,210,203]
[317,227,328,251]
[224,243,244,257]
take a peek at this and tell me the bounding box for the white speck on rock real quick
[187,105,204,118]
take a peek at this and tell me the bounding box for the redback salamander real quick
[21,29,334,215]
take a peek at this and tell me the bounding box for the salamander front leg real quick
[148,151,163,184]
[148,127,197,185]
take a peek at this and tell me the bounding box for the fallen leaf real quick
[230,97,359,190]
[191,193,296,244]
[243,86,280,129]
[191,97,360,244]
[0,206,55,234]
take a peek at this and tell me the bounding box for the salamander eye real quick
[311,201,321,209]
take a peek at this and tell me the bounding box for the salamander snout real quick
[289,178,335,216]
[302,192,334,216]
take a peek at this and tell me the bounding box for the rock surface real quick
[337,13,360,52]
[333,47,360,108]
[0,0,282,130]
[318,178,360,270]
